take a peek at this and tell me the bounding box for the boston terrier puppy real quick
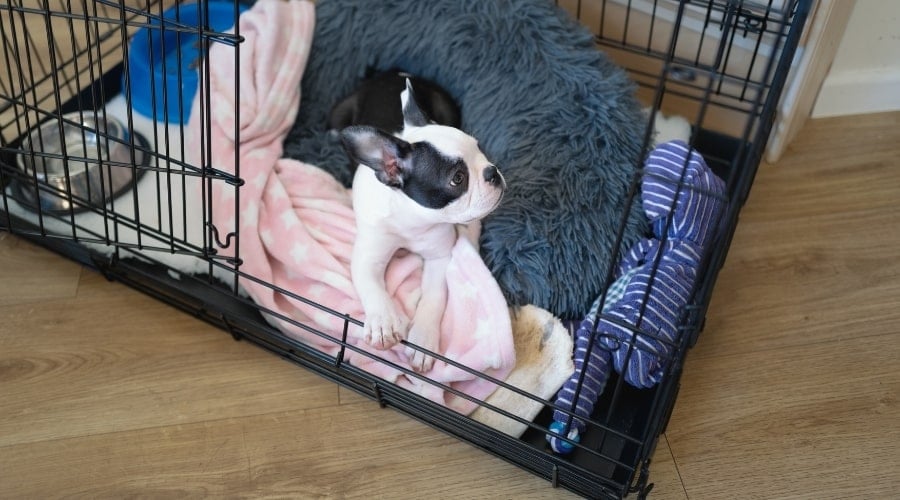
[338,73,505,372]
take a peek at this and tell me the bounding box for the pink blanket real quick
[185,0,515,414]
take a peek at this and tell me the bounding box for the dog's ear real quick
[400,78,429,129]
[340,125,412,187]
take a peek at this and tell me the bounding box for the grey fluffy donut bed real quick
[283,0,648,319]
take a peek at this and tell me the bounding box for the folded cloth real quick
[548,140,726,453]
[185,0,515,414]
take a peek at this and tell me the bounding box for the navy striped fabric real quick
[548,141,725,453]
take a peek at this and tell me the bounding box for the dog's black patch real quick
[328,70,460,133]
[400,142,469,209]
[339,126,469,210]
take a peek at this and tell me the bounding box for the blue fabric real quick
[282,0,648,318]
[548,141,726,453]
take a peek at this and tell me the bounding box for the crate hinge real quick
[334,315,350,369]
[89,251,119,281]
[628,459,654,499]
[372,382,387,408]
[217,312,242,341]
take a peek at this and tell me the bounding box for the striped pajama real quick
[549,141,725,454]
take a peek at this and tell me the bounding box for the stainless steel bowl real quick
[15,112,147,213]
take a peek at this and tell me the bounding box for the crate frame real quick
[0,1,812,498]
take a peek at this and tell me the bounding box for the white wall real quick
[812,0,900,118]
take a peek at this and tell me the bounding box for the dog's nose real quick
[483,165,503,186]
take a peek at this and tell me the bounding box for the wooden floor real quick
[2,112,899,498]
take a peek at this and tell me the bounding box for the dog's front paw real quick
[405,325,439,373]
[364,305,409,350]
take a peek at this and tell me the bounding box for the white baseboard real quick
[812,67,900,118]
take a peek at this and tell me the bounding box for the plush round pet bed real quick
[283,0,648,318]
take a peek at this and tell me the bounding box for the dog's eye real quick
[450,170,466,187]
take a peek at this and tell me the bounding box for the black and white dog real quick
[336,71,506,372]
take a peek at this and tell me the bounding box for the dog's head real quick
[340,80,505,224]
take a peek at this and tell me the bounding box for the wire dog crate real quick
[1,0,810,498]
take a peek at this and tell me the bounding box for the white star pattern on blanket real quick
[241,201,259,228]
[473,318,493,341]
[280,210,298,229]
[217,184,235,203]
[270,184,288,201]
[247,149,267,161]
[252,171,268,190]
[313,309,334,328]
[214,100,231,123]
[290,242,310,264]
[306,283,327,300]
[483,351,501,370]
[319,269,352,292]
[458,281,479,300]
[260,229,273,246]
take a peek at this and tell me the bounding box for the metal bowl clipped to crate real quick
[15,112,148,214]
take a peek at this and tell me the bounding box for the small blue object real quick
[547,421,580,455]
[124,1,248,124]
